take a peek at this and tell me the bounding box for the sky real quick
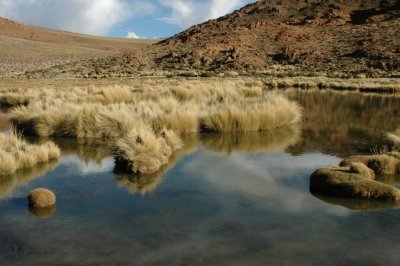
[0,0,258,39]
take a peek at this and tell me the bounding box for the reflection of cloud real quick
[60,155,114,175]
[184,150,349,216]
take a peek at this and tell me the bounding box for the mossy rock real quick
[310,163,400,201]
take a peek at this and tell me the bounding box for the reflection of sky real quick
[183,150,349,216]
[60,155,114,176]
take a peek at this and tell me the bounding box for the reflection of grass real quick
[200,126,300,154]
[287,90,400,157]
[115,135,199,196]
[0,159,59,199]
[54,138,113,165]
[28,205,56,219]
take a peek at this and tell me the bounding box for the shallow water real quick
[1,90,400,265]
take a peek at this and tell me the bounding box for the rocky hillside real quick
[152,0,400,75]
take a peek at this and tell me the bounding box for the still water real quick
[1,90,400,265]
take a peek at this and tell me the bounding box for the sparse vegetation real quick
[4,79,301,175]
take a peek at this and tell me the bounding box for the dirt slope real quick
[0,17,158,75]
[152,0,400,75]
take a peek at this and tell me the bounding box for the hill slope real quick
[0,17,157,76]
[152,0,400,75]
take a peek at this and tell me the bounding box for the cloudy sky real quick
[0,0,257,38]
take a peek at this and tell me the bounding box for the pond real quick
[1,90,400,265]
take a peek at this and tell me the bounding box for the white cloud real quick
[126,31,141,39]
[0,0,155,36]
[159,0,246,29]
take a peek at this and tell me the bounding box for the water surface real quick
[1,90,400,265]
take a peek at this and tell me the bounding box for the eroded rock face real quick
[152,0,400,74]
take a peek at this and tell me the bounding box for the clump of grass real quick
[0,132,60,176]
[28,188,56,208]
[114,125,182,175]
[101,86,134,104]
[200,94,301,132]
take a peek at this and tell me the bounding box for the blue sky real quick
[0,0,257,39]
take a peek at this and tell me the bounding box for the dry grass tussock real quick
[28,188,56,208]
[5,78,301,175]
[0,132,60,177]
[387,129,400,147]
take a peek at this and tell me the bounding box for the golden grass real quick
[0,132,60,176]
[28,188,56,208]
[4,78,302,176]
[200,95,301,132]
[114,126,182,175]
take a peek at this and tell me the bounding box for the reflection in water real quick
[200,126,300,154]
[287,90,400,157]
[115,127,302,196]
[313,194,400,211]
[1,91,400,265]
[55,138,113,165]
[28,205,56,219]
[115,135,200,195]
[0,160,59,199]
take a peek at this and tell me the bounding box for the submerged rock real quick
[310,163,400,201]
[28,188,56,208]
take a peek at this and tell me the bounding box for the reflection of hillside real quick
[0,160,59,199]
[287,90,400,157]
[200,126,301,154]
[115,135,199,196]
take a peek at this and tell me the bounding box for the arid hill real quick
[1,0,400,78]
[152,0,400,75]
[0,17,157,76]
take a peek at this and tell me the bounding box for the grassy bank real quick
[0,132,60,177]
[2,79,301,175]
